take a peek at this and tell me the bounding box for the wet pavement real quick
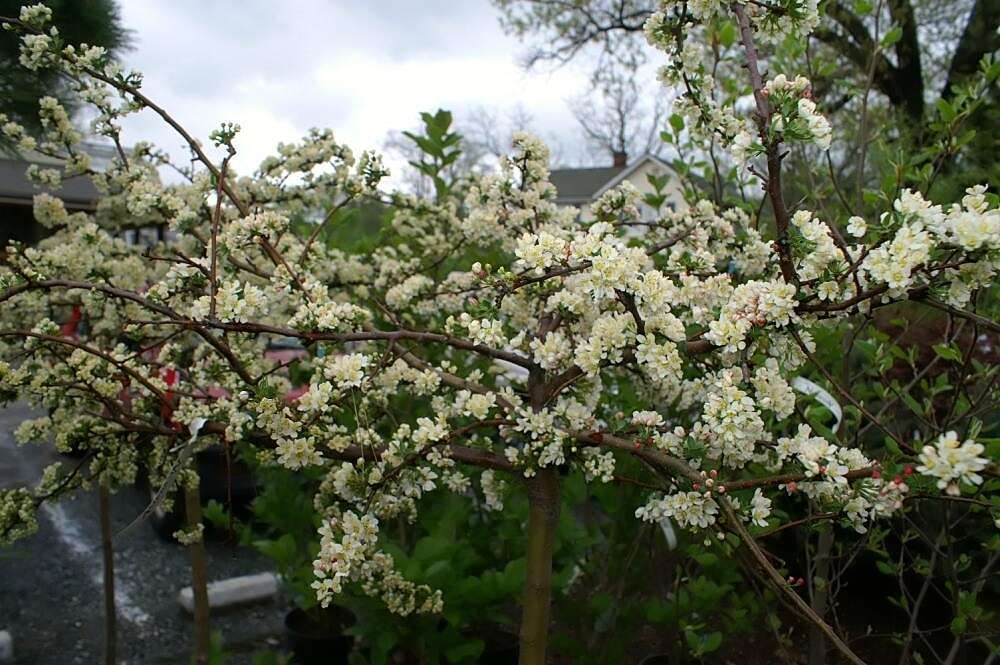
[0,404,287,664]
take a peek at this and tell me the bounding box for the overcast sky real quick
[113,1,598,180]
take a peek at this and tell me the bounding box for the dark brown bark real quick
[886,0,924,119]
[505,0,989,128]
[943,0,1000,99]
[732,3,797,284]
[817,2,904,109]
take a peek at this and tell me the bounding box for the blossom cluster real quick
[0,3,995,623]
[917,431,988,496]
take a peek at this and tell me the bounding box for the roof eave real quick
[0,194,98,211]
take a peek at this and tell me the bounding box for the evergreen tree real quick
[1,0,130,149]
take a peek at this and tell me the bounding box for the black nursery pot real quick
[285,605,356,665]
[480,639,518,665]
[463,624,518,665]
[146,446,259,541]
[639,656,672,665]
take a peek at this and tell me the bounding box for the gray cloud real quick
[113,1,597,179]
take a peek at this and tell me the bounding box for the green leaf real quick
[501,558,526,594]
[693,552,719,567]
[685,629,724,656]
[702,631,723,653]
[899,391,925,418]
[371,630,398,665]
[932,344,962,362]
[881,26,903,48]
[935,98,956,123]
[202,499,229,529]
[955,129,977,148]
[718,22,737,47]
[445,640,485,663]
[669,113,685,133]
[643,598,673,623]
[876,560,897,576]
[253,534,298,570]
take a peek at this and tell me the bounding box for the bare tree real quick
[570,66,668,165]
[382,129,436,197]
[492,0,998,127]
[462,104,567,167]
[464,104,533,160]
[492,0,649,72]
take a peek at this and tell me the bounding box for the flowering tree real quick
[0,3,998,664]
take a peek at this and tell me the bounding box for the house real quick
[0,144,112,246]
[549,152,685,222]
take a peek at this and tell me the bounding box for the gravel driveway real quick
[0,404,288,664]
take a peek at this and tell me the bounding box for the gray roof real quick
[549,154,673,204]
[0,157,101,210]
[549,166,624,203]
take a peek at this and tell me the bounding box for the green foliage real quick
[0,0,130,149]
[402,109,463,200]
[235,435,765,665]
[205,630,226,665]
[250,652,294,665]
[344,492,528,664]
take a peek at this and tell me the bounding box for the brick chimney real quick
[612,150,627,168]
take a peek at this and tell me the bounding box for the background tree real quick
[492,0,999,191]
[492,0,996,124]
[462,103,570,167]
[570,65,668,164]
[0,0,130,150]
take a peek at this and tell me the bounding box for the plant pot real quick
[480,639,518,665]
[639,656,671,665]
[145,446,258,541]
[285,606,355,665]
[463,624,518,665]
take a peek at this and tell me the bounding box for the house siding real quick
[573,157,687,223]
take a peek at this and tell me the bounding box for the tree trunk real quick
[519,468,560,665]
[808,528,835,665]
[943,0,1000,98]
[184,485,211,664]
[99,483,117,665]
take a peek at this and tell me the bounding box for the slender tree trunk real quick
[184,485,211,664]
[519,467,560,665]
[808,528,835,665]
[99,483,117,665]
